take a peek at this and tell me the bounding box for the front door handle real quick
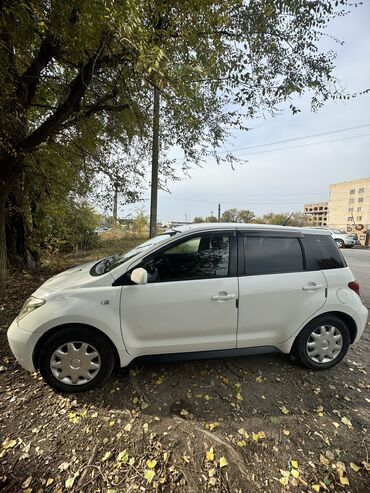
[302,283,324,291]
[211,292,236,301]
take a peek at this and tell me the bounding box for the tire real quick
[38,326,115,392]
[335,239,344,248]
[293,315,350,370]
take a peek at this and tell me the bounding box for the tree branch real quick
[19,48,104,153]
[16,34,59,109]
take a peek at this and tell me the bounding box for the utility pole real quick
[218,203,221,221]
[112,182,118,228]
[149,86,160,238]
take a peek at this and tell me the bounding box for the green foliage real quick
[254,212,307,226]
[205,215,218,223]
[221,208,255,223]
[35,198,100,252]
[193,216,205,223]
[131,210,149,235]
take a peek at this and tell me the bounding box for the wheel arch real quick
[32,323,120,370]
[293,311,357,350]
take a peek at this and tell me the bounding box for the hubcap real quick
[306,325,343,364]
[50,341,101,385]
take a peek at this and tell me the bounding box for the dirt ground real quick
[0,243,369,493]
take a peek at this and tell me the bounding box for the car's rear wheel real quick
[38,326,115,392]
[335,239,344,248]
[294,315,350,370]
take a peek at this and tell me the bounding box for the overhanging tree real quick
[0,0,365,280]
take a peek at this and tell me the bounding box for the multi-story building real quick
[304,201,328,226]
[328,177,370,245]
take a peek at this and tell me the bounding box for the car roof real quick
[167,223,332,235]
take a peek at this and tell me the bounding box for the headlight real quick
[17,297,46,321]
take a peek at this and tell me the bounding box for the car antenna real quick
[282,212,294,226]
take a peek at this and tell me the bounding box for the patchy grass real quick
[0,237,369,492]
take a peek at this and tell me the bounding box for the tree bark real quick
[0,187,9,283]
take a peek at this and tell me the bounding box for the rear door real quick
[237,231,327,348]
[120,231,239,356]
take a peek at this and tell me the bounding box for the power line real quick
[223,123,370,154]
[232,132,370,157]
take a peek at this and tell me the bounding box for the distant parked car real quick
[310,227,355,248]
[346,232,361,245]
[94,226,111,235]
[7,223,368,392]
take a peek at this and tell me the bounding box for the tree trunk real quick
[0,188,8,283]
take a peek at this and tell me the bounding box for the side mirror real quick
[130,267,148,285]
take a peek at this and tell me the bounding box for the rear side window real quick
[243,236,304,275]
[304,235,346,270]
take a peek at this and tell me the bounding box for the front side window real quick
[243,236,303,276]
[141,234,231,283]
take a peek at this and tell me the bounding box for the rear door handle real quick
[302,283,324,291]
[211,292,236,301]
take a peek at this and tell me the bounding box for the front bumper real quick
[7,319,39,372]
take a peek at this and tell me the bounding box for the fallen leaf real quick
[117,450,129,463]
[102,451,112,462]
[65,473,79,489]
[312,485,320,492]
[46,478,54,487]
[219,456,227,468]
[350,462,360,472]
[206,447,214,462]
[279,477,289,486]
[2,439,17,449]
[237,428,249,439]
[291,460,298,469]
[146,459,157,469]
[332,422,340,428]
[237,440,246,447]
[280,406,289,414]
[341,416,353,428]
[283,429,290,436]
[339,475,349,486]
[180,409,189,417]
[291,469,299,478]
[320,455,329,466]
[208,468,216,477]
[206,422,220,431]
[144,469,155,483]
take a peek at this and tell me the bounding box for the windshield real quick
[90,233,174,276]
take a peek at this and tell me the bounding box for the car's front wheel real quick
[335,239,345,248]
[38,326,115,392]
[294,315,350,370]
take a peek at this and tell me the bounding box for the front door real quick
[120,232,238,357]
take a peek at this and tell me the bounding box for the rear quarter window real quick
[304,234,346,270]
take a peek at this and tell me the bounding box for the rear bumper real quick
[7,319,39,372]
[353,303,369,344]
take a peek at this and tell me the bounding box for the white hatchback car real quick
[7,224,368,392]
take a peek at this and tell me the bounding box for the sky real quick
[120,2,370,223]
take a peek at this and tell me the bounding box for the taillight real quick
[348,280,360,296]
